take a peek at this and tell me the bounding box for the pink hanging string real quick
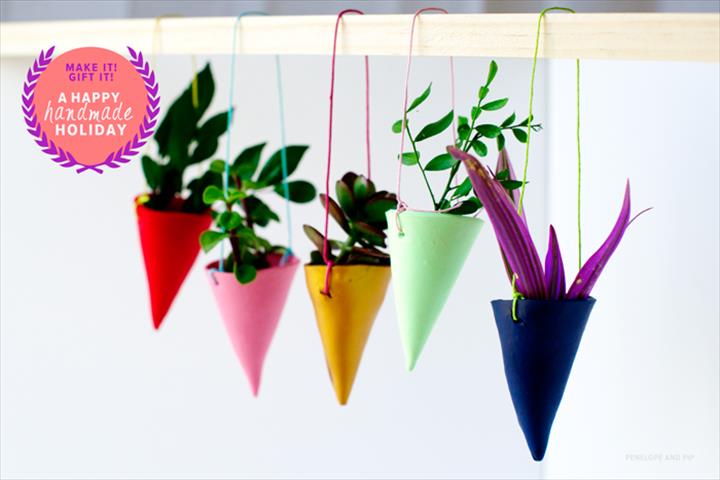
[395,7,457,234]
[321,8,372,296]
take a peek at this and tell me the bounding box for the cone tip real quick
[529,439,548,461]
[247,376,262,397]
[334,388,350,406]
[531,450,546,462]
[406,356,418,372]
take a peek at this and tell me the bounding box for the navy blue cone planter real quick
[492,297,596,461]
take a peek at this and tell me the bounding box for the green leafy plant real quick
[392,60,542,215]
[200,143,316,283]
[304,172,397,266]
[141,63,230,213]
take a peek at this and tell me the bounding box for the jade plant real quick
[303,172,397,266]
[140,63,228,212]
[199,143,316,283]
[392,60,542,215]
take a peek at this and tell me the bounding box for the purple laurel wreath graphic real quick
[21,46,160,174]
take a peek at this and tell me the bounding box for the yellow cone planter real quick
[305,264,391,405]
[386,210,483,371]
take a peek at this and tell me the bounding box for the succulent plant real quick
[304,172,397,266]
[200,142,316,284]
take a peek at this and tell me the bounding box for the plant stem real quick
[404,122,438,209]
[335,234,356,264]
[436,122,541,207]
[438,130,481,206]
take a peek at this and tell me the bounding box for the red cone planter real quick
[206,255,299,396]
[135,197,212,329]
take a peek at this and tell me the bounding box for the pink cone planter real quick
[206,254,299,396]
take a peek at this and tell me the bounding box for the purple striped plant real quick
[448,146,647,300]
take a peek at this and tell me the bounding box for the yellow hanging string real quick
[512,7,581,321]
[152,15,199,109]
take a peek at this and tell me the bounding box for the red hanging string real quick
[322,9,371,296]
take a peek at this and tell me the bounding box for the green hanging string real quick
[513,6,582,321]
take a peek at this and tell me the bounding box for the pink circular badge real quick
[22,46,160,174]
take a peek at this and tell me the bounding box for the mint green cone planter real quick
[386,210,483,370]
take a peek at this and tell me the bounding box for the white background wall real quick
[1,1,718,479]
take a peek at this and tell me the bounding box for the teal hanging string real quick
[221,12,294,271]
[512,6,582,321]
[275,55,293,265]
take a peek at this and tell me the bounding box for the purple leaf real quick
[544,225,566,300]
[566,181,632,299]
[495,148,527,282]
[449,146,547,299]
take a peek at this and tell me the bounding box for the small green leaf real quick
[319,194,351,234]
[303,225,326,251]
[451,177,473,199]
[478,86,489,101]
[447,196,482,215]
[199,230,228,253]
[233,263,257,284]
[476,124,502,138]
[256,145,309,185]
[496,169,510,181]
[203,185,224,205]
[496,133,506,151]
[197,110,231,139]
[425,153,457,171]
[191,137,219,163]
[233,142,266,180]
[353,221,385,247]
[501,112,516,128]
[471,140,488,157]
[518,115,534,127]
[501,179,525,191]
[336,179,355,214]
[244,196,279,226]
[226,187,246,203]
[471,106,480,122]
[458,116,469,127]
[391,119,404,134]
[353,176,372,201]
[415,110,454,142]
[218,211,242,230]
[209,159,226,173]
[274,180,316,203]
[141,155,161,190]
[399,152,419,166]
[486,60,498,86]
[364,194,397,222]
[481,98,509,111]
[457,124,471,141]
[512,128,528,143]
[408,83,432,112]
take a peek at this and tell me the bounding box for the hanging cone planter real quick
[206,255,299,396]
[136,197,211,329]
[492,298,595,461]
[301,9,396,405]
[386,210,482,370]
[448,5,651,458]
[305,264,391,405]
